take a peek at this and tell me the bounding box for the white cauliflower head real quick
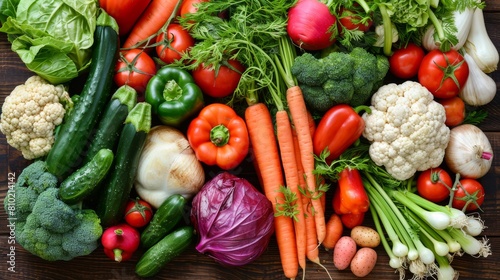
[0,75,71,160]
[362,81,450,180]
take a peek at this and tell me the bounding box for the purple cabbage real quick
[190,172,275,266]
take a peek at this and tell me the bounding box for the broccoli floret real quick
[291,52,328,86]
[4,161,57,221]
[349,47,383,106]
[32,188,78,233]
[15,161,58,193]
[62,210,102,256]
[324,52,354,80]
[299,84,332,113]
[10,187,38,221]
[3,161,103,261]
[323,79,354,104]
[291,47,389,113]
[16,188,102,261]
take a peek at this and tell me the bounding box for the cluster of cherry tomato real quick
[416,167,485,212]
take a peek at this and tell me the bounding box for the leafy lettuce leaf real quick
[0,0,98,84]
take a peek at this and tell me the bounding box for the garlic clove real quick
[459,52,496,106]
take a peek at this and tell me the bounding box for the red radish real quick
[101,224,140,262]
[287,0,337,50]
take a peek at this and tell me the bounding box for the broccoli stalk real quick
[3,161,102,261]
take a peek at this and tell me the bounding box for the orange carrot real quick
[293,131,319,263]
[294,133,332,280]
[302,195,320,263]
[275,110,307,271]
[322,214,344,250]
[306,109,316,136]
[122,0,182,49]
[287,86,326,244]
[245,103,298,279]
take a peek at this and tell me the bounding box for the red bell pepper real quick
[313,104,369,163]
[340,212,366,229]
[187,103,250,170]
[332,168,370,215]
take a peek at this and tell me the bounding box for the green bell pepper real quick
[145,66,204,126]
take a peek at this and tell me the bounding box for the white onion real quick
[444,124,493,179]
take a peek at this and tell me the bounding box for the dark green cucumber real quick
[135,226,194,278]
[96,102,152,227]
[45,23,119,179]
[140,194,187,249]
[84,85,137,163]
[59,149,114,205]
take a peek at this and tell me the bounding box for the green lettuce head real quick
[0,0,98,84]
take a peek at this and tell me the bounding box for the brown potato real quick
[350,226,380,248]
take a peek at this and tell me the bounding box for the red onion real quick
[287,0,337,50]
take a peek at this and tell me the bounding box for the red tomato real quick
[180,0,208,18]
[124,198,153,228]
[418,49,469,99]
[114,49,157,97]
[192,59,245,98]
[389,43,425,79]
[438,96,466,127]
[417,167,453,203]
[156,24,195,64]
[340,212,365,229]
[99,0,151,36]
[452,179,485,212]
[338,8,372,32]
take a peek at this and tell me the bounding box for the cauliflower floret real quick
[0,75,71,160]
[362,81,450,180]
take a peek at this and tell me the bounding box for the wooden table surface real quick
[1,2,500,280]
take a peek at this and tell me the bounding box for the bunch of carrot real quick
[244,36,345,279]
[246,85,336,279]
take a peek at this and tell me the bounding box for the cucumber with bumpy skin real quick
[96,102,152,227]
[46,23,119,179]
[135,226,194,278]
[140,194,187,249]
[59,149,114,205]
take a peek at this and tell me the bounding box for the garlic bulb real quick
[459,52,497,106]
[422,8,475,51]
[464,8,499,73]
[444,124,493,179]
